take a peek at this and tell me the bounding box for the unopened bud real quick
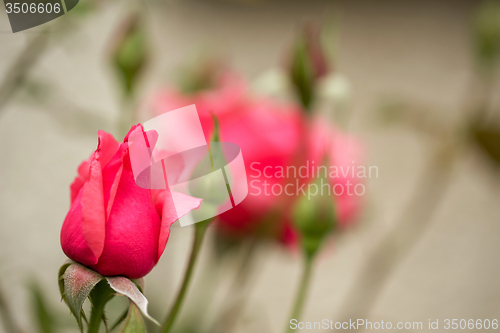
[292,159,336,258]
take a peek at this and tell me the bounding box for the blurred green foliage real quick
[473,1,500,75]
[471,121,500,167]
[29,281,57,333]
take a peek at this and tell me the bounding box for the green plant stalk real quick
[87,281,113,333]
[285,255,314,333]
[161,221,209,333]
[87,302,105,333]
[87,304,105,333]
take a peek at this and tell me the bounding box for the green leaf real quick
[58,261,72,301]
[106,276,159,326]
[111,309,129,331]
[117,304,147,333]
[60,263,103,330]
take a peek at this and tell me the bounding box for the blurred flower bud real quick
[473,1,500,75]
[292,161,336,258]
[318,73,352,112]
[110,14,148,96]
[287,23,330,111]
[177,57,225,95]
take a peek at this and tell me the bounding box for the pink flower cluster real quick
[148,72,364,245]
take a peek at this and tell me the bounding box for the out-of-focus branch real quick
[0,1,101,115]
[0,31,49,113]
[0,284,23,333]
[336,142,458,330]
[207,238,261,333]
[342,9,499,320]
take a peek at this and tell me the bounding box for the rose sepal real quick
[58,261,159,332]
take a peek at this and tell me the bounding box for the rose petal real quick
[70,132,119,204]
[81,152,106,262]
[155,190,202,260]
[97,130,120,168]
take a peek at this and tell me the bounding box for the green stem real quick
[285,255,314,333]
[161,221,209,333]
[87,303,105,333]
[87,281,113,333]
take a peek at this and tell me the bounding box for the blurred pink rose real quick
[61,126,201,279]
[148,73,363,244]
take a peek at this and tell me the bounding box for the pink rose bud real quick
[61,125,201,279]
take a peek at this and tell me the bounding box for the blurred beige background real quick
[1,0,499,332]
